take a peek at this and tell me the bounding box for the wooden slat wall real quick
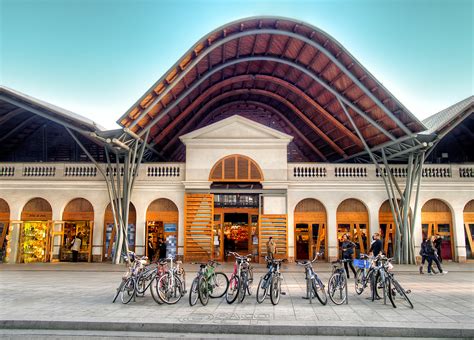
[184,194,214,261]
[259,214,287,260]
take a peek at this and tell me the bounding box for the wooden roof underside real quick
[119,17,425,162]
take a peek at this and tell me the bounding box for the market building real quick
[0,17,472,264]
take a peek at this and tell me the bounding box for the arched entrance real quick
[294,199,327,261]
[378,200,411,258]
[146,198,178,260]
[337,199,369,258]
[103,203,136,262]
[20,198,52,263]
[0,199,10,263]
[421,199,453,260]
[463,200,474,260]
[62,198,94,262]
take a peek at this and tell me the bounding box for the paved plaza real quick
[0,262,473,339]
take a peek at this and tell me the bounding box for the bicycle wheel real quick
[198,276,210,306]
[158,273,183,305]
[120,277,135,304]
[371,271,383,300]
[136,272,150,295]
[225,275,240,304]
[355,269,365,295]
[313,277,328,306]
[247,267,254,295]
[270,275,281,305]
[189,277,199,306]
[389,277,413,309]
[209,272,229,298]
[328,272,347,305]
[112,279,125,303]
[256,275,268,304]
[238,272,247,303]
[150,277,164,305]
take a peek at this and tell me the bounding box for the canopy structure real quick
[118,16,426,163]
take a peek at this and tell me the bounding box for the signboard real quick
[164,223,177,233]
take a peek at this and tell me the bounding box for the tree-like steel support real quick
[337,98,433,264]
[66,127,149,264]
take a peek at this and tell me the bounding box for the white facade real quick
[1,116,473,263]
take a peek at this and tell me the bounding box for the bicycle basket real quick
[353,259,370,269]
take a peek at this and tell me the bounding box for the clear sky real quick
[1,0,472,129]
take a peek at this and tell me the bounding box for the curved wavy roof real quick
[118,16,425,162]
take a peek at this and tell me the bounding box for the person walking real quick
[266,236,276,260]
[434,235,443,263]
[70,233,82,262]
[341,234,357,279]
[419,238,431,274]
[427,235,447,275]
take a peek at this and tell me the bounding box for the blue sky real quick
[1,0,472,129]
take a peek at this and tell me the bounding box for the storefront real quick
[19,198,52,263]
[146,198,178,260]
[61,198,94,262]
[103,203,136,261]
[336,199,369,258]
[464,200,474,260]
[0,198,10,263]
[294,199,327,261]
[422,199,454,260]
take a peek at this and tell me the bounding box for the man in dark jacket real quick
[419,238,432,274]
[427,235,447,275]
[369,233,383,257]
[341,234,357,278]
[434,235,443,263]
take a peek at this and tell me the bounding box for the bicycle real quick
[156,256,186,304]
[354,253,377,296]
[296,252,327,305]
[226,252,254,304]
[112,251,148,304]
[327,258,351,305]
[189,260,228,306]
[256,256,286,305]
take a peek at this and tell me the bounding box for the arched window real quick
[209,154,263,182]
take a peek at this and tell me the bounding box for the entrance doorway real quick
[103,203,136,262]
[294,199,327,261]
[422,199,454,260]
[0,198,10,263]
[336,199,369,259]
[464,200,474,260]
[62,198,94,262]
[146,198,178,261]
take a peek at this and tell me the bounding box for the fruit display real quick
[21,222,49,263]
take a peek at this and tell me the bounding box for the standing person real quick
[159,238,167,259]
[70,233,82,262]
[419,238,430,274]
[369,233,383,257]
[266,236,276,260]
[147,236,155,261]
[341,234,357,279]
[434,235,443,263]
[427,235,447,275]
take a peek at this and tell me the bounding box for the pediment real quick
[180,115,293,143]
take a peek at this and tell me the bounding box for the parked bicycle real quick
[256,256,286,305]
[327,258,351,305]
[226,252,254,304]
[354,253,377,297]
[189,260,228,306]
[296,252,327,305]
[156,256,186,304]
[112,251,148,304]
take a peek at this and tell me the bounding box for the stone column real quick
[5,222,21,264]
[453,204,467,263]
[327,204,338,262]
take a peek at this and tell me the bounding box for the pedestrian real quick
[159,238,167,259]
[418,238,432,274]
[266,236,276,260]
[147,236,155,261]
[434,235,443,263]
[341,234,357,278]
[369,232,383,257]
[427,235,448,275]
[70,233,82,262]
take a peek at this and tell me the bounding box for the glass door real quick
[295,223,309,260]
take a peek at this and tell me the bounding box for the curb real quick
[1,320,473,338]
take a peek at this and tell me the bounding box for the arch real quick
[421,199,454,260]
[336,198,369,257]
[103,202,137,261]
[209,154,264,182]
[19,198,52,263]
[294,198,327,261]
[378,199,412,258]
[463,200,474,260]
[61,198,94,262]
[146,198,179,260]
[0,198,10,263]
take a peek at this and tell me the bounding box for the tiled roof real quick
[422,95,474,134]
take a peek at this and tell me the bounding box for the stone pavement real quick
[0,262,473,338]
